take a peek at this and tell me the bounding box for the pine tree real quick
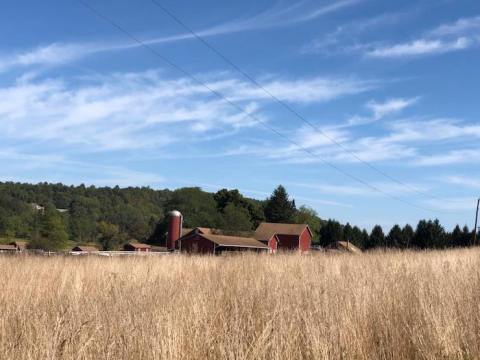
[343,223,353,244]
[387,225,403,248]
[319,219,343,247]
[451,225,463,247]
[351,226,364,248]
[264,185,296,223]
[367,225,385,249]
[401,224,414,248]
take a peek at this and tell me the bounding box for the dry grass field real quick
[1,249,479,360]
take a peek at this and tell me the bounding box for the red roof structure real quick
[254,222,312,253]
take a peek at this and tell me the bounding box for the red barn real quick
[254,222,312,253]
[178,230,268,254]
[165,210,312,254]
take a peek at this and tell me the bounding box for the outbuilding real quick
[254,222,312,253]
[123,242,151,252]
[9,241,28,251]
[178,231,268,254]
[71,246,99,253]
[0,244,18,252]
[325,241,362,254]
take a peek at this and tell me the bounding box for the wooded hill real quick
[0,182,474,251]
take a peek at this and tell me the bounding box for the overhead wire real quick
[147,0,462,206]
[75,0,454,214]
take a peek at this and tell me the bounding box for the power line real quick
[147,0,456,205]
[75,0,449,214]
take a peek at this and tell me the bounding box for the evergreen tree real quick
[361,229,370,248]
[462,225,473,247]
[367,225,385,249]
[319,219,343,247]
[343,223,353,244]
[351,226,364,248]
[451,225,463,247]
[413,219,446,249]
[387,224,403,248]
[264,185,296,223]
[401,224,414,248]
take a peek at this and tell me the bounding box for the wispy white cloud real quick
[428,15,480,37]
[0,70,373,151]
[346,97,418,126]
[224,116,480,168]
[0,0,362,73]
[305,13,480,59]
[443,175,480,189]
[423,197,478,211]
[0,42,111,73]
[411,149,480,166]
[367,97,419,119]
[302,11,413,55]
[366,15,480,58]
[288,180,428,197]
[386,118,480,143]
[367,37,472,58]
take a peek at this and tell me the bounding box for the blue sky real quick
[1,0,479,230]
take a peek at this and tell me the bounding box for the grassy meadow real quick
[0,249,479,359]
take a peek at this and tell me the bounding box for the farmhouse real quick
[123,242,151,252]
[9,241,28,251]
[71,246,99,253]
[0,244,17,252]
[167,210,312,254]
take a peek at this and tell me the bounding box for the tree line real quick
[0,182,475,250]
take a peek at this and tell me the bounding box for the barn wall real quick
[276,234,300,250]
[268,236,278,253]
[299,229,312,252]
[180,235,215,254]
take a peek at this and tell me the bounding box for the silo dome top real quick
[169,210,182,217]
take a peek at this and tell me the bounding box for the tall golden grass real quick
[0,249,479,359]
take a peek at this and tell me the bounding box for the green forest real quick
[0,182,475,251]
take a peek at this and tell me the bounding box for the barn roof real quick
[199,234,268,249]
[72,246,99,252]
[181,228,193,236]
[10,241,28,249]
[0,244,17,251]
[326,241,362,254]
[254,222,310,241]
[125,242,151,249]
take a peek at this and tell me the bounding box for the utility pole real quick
[474,198,480,246]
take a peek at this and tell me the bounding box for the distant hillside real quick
[1,182,471,251]
[0,182,320,250]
